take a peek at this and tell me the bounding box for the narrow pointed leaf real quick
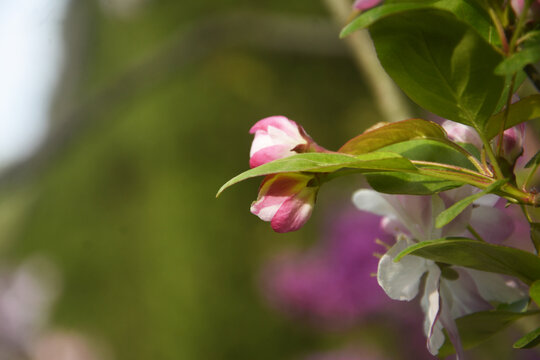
[531,280,540,306]
[435,179,507,228]
[525,150,540,169]
[495,46,540,76]
[486,94,540,139]
[217,152,415,196]
[370,9,504,128]
[395,238,540,284]
[530,223,540,255]
[338,118,447,155]
[438,310,540,356]
[513,327,540,349]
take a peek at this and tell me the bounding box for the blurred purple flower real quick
[303,347,388,360]
[260,207,395,329]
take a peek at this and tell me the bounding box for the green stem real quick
[488,6,509,54]
[429,137,486,174]
[411,160,492,180]
[496,74,516,157]
[467,224,485,242]
[475,125,504,179]
[508,0,533,54]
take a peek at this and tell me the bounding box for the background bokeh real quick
[0,1,539,359]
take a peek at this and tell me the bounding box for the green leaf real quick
[395,238,540,284]
[216,152,416,197]
[435,179,507,228]
[438,310,540,357]
[530,223,540,256]
[495,46,540,76]
[370,9,504,128]
[377,138,477,170]
[341,0,493,42]
[525,150,540,169]
[341,2,436,38]
[338,118,447,155]
[487,94,540,139]
[494,70,527,113]
[531,280,540,306]
[496,298,530,313]
[513,327,540,349]
[366,172,463,195]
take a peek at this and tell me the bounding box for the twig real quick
[321,0,412,122]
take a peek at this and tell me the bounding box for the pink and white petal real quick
[442,121,482,149]
[250,175,305,221]
[271,189,315,233]
[250,145,296,168]
[469,206,514,243]
[250,132,276,156]
[377,236,429,301]
[353,0,383,11]
[249,116,302,139]
[466,269,525,304]
[266,125,305,146]
[420,264,443,355]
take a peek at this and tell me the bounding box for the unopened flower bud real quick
[249,116,325,168]
[251,173,318,233]
[353,0,383,11]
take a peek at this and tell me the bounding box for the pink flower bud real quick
[501,123,525,165]
[353,0,383,11]
[250,173,318,233]
[249,116,325,168]
[511,0,540,20]
[441,120,483,149]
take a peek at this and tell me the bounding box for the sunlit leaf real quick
[435,180,506,228]
[395,238,540,284]
[370,9,504,128]
[338,118,447,155]
[495,46,540,76]
[217,152,416,196]
[377,138,477,170]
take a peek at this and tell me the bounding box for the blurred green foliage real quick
[2,1,380,359]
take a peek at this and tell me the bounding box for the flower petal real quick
[466,269,525,304]
[250,174,307,222]
[250,145,296,168]
[352,189,397,218]
[353,0,383,11]
[469,206,514,243]
[249,116,303,139]
[377,236,429,301]
[271,186,317,233]
[420,264,443,355]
